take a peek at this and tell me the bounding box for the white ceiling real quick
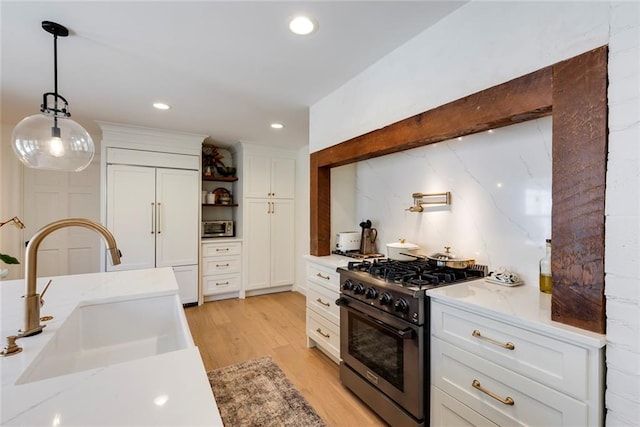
[1,1,466,149]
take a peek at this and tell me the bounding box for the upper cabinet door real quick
[245,153,295,199]
[155,168,199,267]
[106,165,156,271]
[271,157,295,199]
[245,154,272,198]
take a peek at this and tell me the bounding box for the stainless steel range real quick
[336,258,487,427]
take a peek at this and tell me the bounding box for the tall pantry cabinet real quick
[99,123,206,305]
[236,143,296,296]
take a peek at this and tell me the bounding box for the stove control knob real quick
[365,287,378,299]
[342,279,354,291]
[394,298,409,313]
[354,283,366,295]
[379,292,393,306]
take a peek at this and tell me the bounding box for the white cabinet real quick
[305,259,342,364]
[106,164,199,304]
[201,240,241,300]
[429,299,604,427]
[245,198,294,291]
[100,123,205,307]
[244,153,295,199]
[237,143,296,296]
[431,387,498,427]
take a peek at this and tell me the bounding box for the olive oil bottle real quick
[539,239,552,293]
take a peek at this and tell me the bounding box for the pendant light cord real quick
[53,32,58,129]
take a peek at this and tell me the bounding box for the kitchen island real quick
[1,267,222,426]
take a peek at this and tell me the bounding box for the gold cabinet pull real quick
[216,263,230,268]
[472,329,515,350]
[472,379,514,406]
[215,248,230,252]
[316,298,330,307]
[316,272,330,280]
[156,202,162,234]
[150,202,155,234]
[316,328,330,338]
[216,281,230,286]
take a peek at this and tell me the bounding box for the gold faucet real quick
[20,218,122,337]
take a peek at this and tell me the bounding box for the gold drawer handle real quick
[472,330,515,350]
[472,379,514,406]
[316,298,330,307]
[215,248,230,252]
[316,272,330,280]
[216,263,230,268]
[216,281,230,286]
[316,328,330,339]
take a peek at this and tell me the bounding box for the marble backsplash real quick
[353,117,552,287]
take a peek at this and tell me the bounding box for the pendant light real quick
[11,21,94,172]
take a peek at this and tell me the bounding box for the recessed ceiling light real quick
[270,123,284,129]
[153,102,171,110]
[289,16,316,35]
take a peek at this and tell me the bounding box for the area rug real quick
[207,356,326,427]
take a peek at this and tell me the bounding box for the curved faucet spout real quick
[20,218,122,337]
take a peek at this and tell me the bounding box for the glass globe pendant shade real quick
[11,113,94,172]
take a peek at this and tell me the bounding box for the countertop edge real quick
[427,283,606,349]
[303,254,352,269]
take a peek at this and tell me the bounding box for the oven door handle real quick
[373,318,416,339]
[336,298,416,340]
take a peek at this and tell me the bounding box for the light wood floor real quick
[185,291,387,427]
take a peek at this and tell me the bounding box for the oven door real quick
[339,297,424,419]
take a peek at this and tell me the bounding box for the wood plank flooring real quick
[184,291,387,427]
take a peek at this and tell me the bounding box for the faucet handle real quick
[39,279,53,307]
[1,335,22,357]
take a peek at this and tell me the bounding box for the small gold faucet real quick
[20,218,122,337]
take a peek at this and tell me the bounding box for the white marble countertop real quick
[426,280,606,348]
[303,254,353,269]
[1,267,223,426]
[201,237,243,244]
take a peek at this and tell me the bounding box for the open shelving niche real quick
[201,147,238,225]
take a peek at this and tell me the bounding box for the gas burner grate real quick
[347,260,373,271]
[343,258,488,289]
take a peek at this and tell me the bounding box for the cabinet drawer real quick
[431,386,499,427]
[307,263,340,291]
[432,337,587,426]
[307,310,340,357]
[202,242,241,257]
[431,301,587,399]
[203,274,241,295]
[202,256,240,275]
[307,285,339,324]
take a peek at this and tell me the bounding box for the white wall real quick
[308,1,639,424]
[0,124,25,280]
[295,145,310,294]
[603,3,640,425]
[310,1,610,152]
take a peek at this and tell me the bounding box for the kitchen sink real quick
[17,294,191,384]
